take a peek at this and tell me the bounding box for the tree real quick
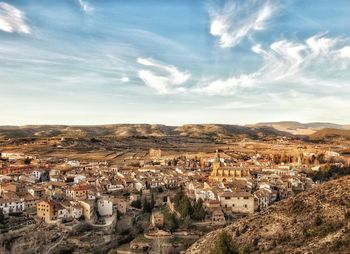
[131,199,142,209]
[191,198,206,221]
[24,157,32,165]
[150,193,155,209]
[143,197,152,213]
[0,209,4,225]
[174,190,193,218]
[164,212,179,232]
[211,232,238,254]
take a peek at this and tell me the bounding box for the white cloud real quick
[340,46,350,59]
[121,77,129,83]
[0,2,30,34]
[208,0,278,48]
[192,73,257,95]
[195,34,350,95]
[77,0,93,13]
[137,58,190,94]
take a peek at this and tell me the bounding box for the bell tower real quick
[210,150,221,178]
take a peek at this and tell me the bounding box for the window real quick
[225,197,230,200]
[244,197,249,200]
[244,204,247,208]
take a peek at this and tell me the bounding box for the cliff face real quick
[186,176,350,254]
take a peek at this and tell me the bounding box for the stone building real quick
[209,151,250,182]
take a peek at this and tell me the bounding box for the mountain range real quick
[0,122,350,141]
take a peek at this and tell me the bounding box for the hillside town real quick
[1,139,349,254]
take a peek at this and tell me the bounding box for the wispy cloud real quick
[137,58,190,94]
[208,0,279,48]
[0,2,30,34]
[194,33,350,95]
[211,101,262,109]
[77,0,93,13]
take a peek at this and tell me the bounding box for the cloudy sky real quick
[1,0,350,125]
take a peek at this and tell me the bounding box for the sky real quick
[1,0,350,125]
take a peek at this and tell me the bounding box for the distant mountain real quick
[186,176,350,254]
[0,124,291,140]
[250,121,350,135]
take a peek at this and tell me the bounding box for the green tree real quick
[211,232,238,254]
[164,212,179,232]
[150,193,155,209]
[143,197,152,213]
[131,199,142,209]
[0,209,4,225]
[24,157,32,164]
[174,190,193,218]
[191,198,206,221]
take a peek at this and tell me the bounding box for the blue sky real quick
[1,0,350,125]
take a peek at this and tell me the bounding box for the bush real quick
[211,232,239,254]
[314,215,323,226]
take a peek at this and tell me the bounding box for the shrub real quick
[211,232,239,254]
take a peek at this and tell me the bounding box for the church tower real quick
[210,150,221,179]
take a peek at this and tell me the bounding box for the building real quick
[97,198,113,216]
[57,207,70,220]
[218,191,255,214]
[254,189,271,211]
[79,200,95,220]
[66,185,89,200]
[149,148,162,159]
[70,203,83,219]
[209,151,250,182]
[37,200,58,222]
[0,199,25,215]
[28,186,45,198]
[211,209,226,225]
[113,197,129,214]
[31,170,49,182]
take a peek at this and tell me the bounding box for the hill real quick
[0,124,291,140]
[309,128,350,141]
[186,176,350,254]
[250,121,350,135]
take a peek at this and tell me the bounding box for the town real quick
[1,133,349,254]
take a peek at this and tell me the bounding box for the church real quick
[209,151,250,182]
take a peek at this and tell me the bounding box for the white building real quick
[67,160,80,167]
[97,199,113,216]
[70,204,83,219]
[74,175,87,184]
[218,191,255,214]
[106,184,124,192]
[57,207,70,220]
[31,170,45,181]
[0,199,25,215]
